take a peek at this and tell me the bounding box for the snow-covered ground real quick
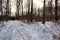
[0,20,60,40]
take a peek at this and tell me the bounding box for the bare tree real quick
[55,0,58,21]
[42,0,46,24]
[51,0,53,20]
[0,0,2,21]
[6,0,9,21]
[16,0,20,19]
[27,0,30,21]
[21,0,23,20]
[0,0,2,16]
[9,0,11,17]
[31,0,33,22]
[48,0,52,20]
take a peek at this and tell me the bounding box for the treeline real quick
[0,0,60,23]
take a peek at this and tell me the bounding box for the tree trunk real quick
[42,0,46,24]
[27,0,30,21]
[6,0,9,21]
[1,0,3,21]
[1,0,2,16]
[16,0,20,19]
[50,0,52,20]
[22,0,23,20]
[9,0,11,19]
[31,0,33,22]
[55,0,58,21]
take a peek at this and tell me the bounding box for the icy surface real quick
[0,21,60,40]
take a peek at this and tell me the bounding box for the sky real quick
[11,0,55,16]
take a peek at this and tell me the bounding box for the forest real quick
[0,0,60,40]
[0,0,60,23]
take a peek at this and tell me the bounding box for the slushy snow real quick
[0,20,60,40]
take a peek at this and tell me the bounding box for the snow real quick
[0,20,60,40]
